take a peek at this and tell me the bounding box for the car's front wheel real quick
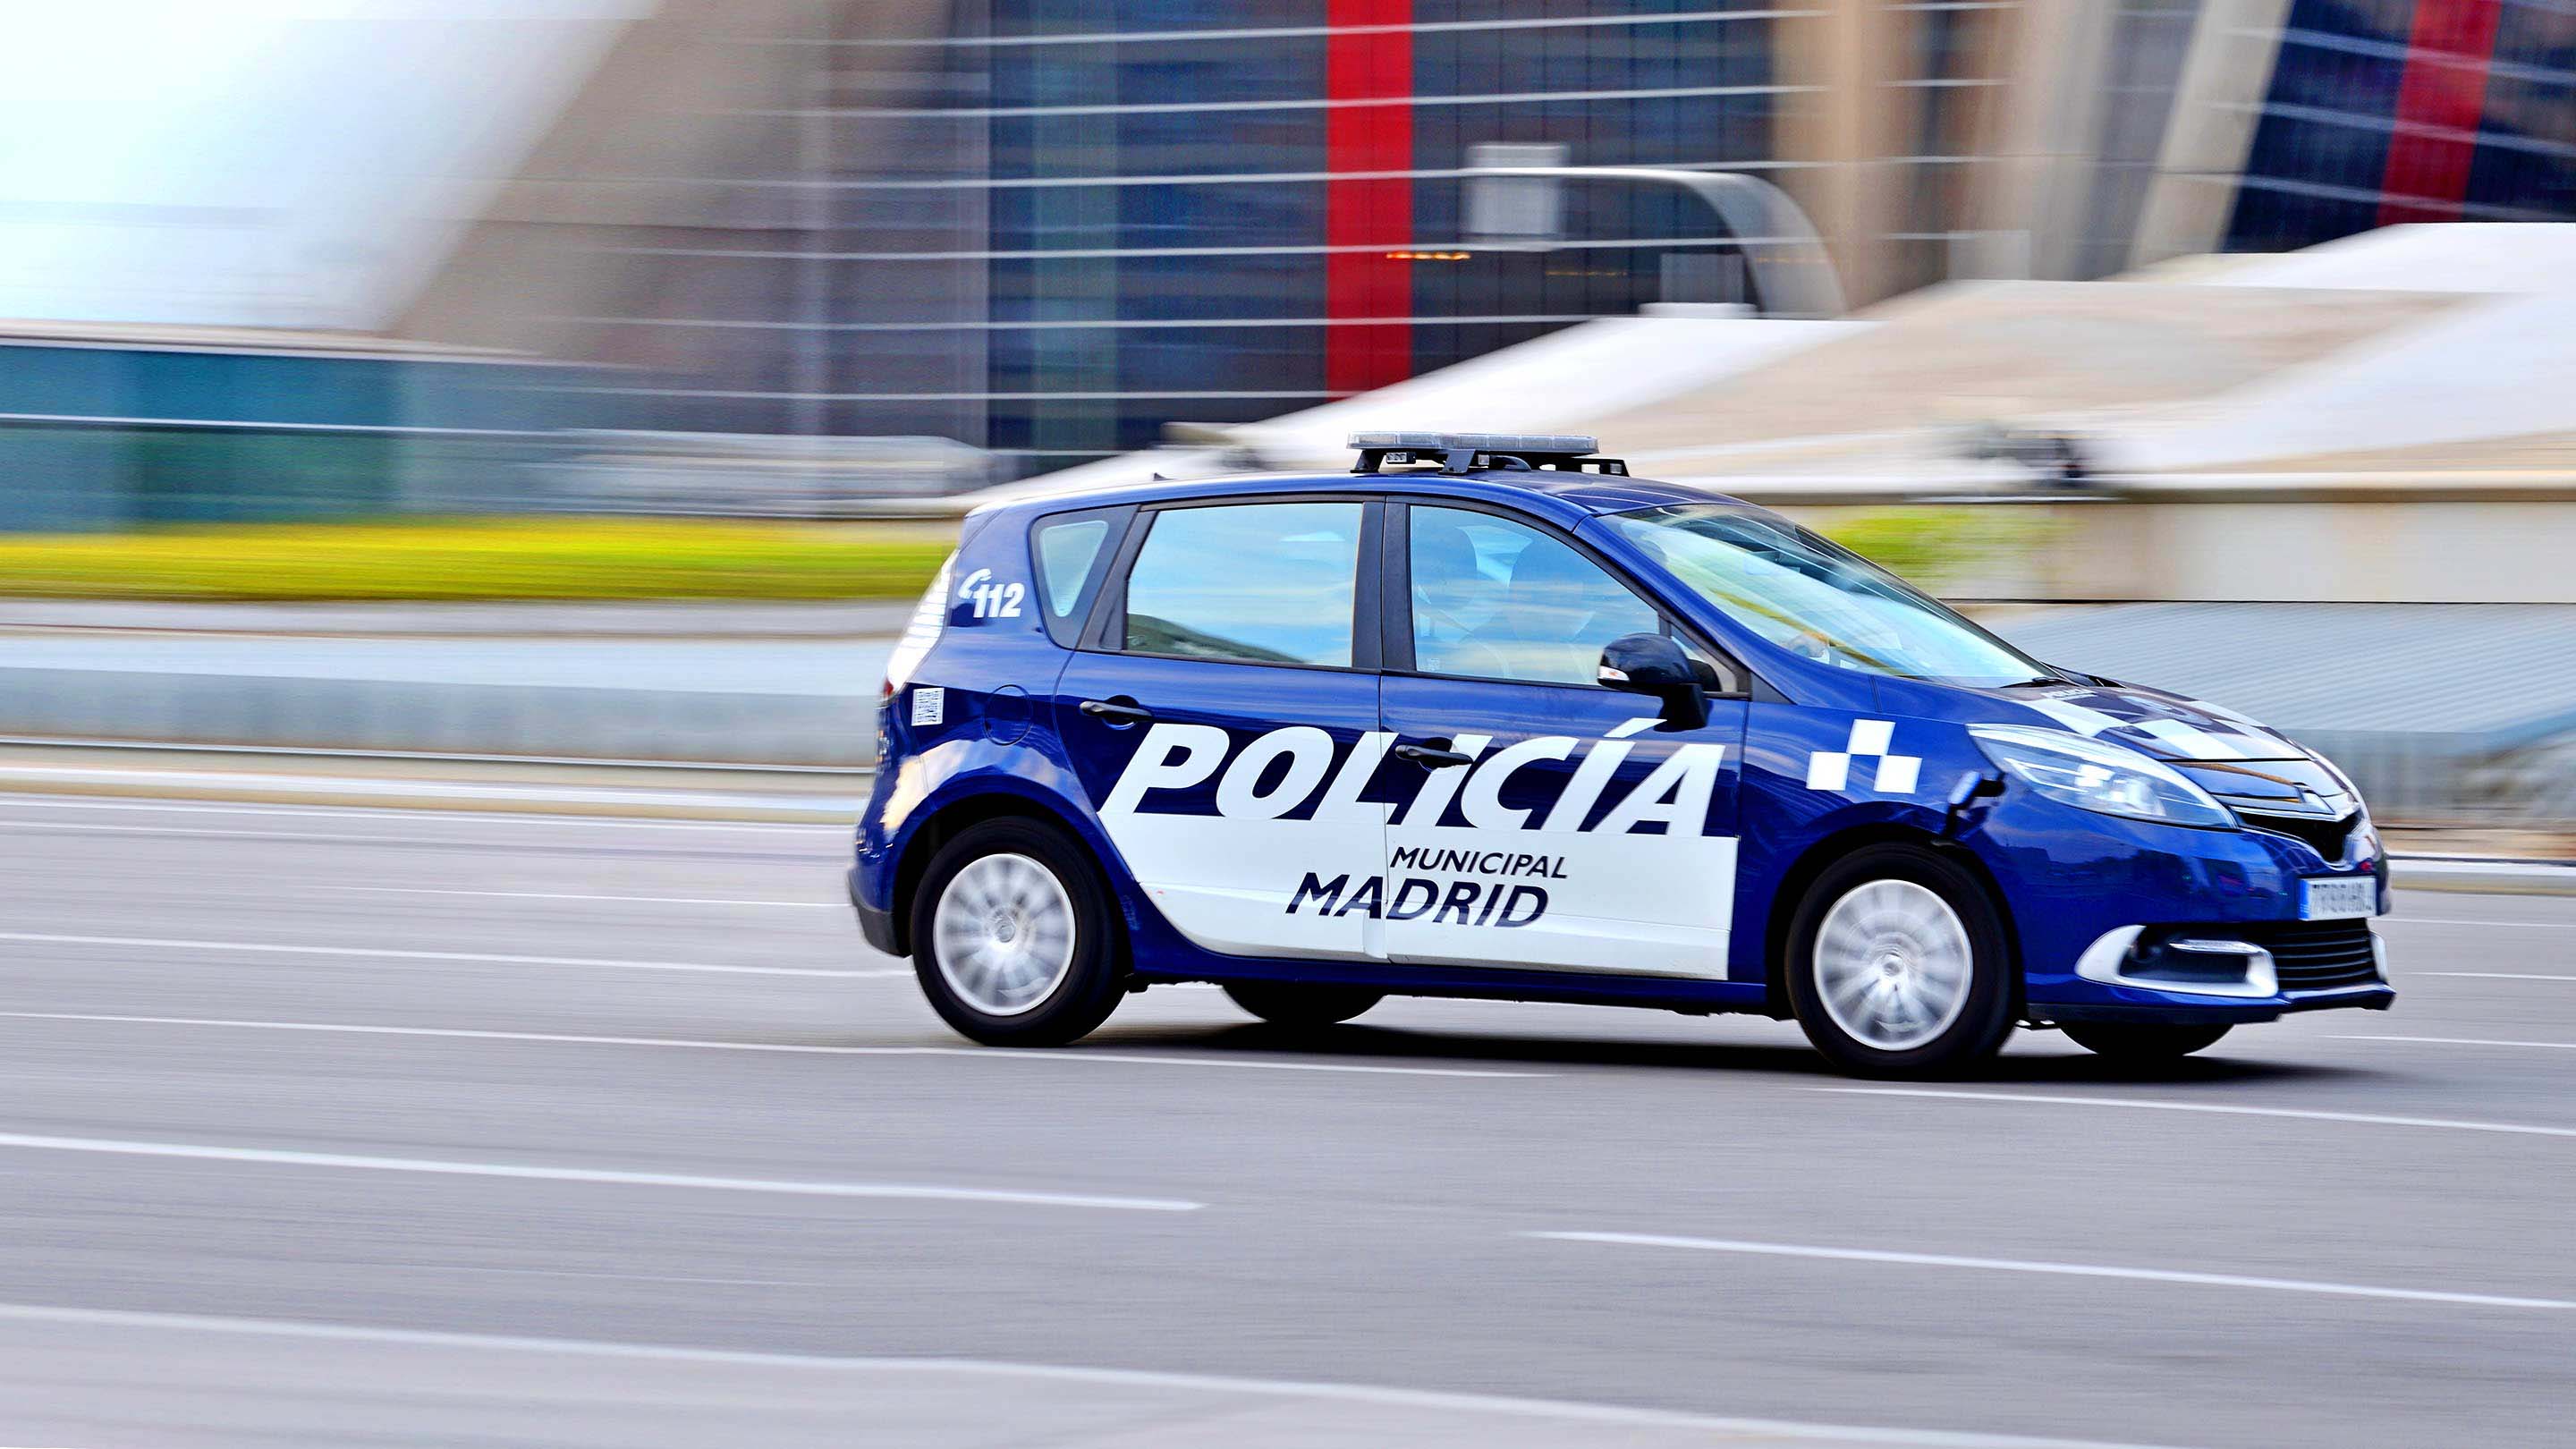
[911,818,1124,1047]
[2063,1021,2232,1062]
[1786,844,2016,1078]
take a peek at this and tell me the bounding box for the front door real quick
[1377,504,1748,977]
[1056,498,1389,962]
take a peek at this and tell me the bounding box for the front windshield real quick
[1604,504,2055,687]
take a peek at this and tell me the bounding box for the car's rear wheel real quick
[1222,981,1383,1029]
[2063,1021,2232,1062]
[1786,844,2015,1078]
[911,818,1123,1046]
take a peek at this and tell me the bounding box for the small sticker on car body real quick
[911,687,945,726]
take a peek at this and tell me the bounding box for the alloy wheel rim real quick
[1814,879,1974,1052]
[933,852,1077,1017]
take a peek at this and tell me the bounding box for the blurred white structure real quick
[996,224,2576,606]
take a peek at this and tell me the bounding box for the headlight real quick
[1969,724,2233,828]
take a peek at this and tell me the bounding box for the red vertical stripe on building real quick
[1324,0,1414,395]
[2377,0,2504,225]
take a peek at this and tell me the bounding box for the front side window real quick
[1123,501,1362,666]
[1606,504,2054,687]
[1408,506,1662,686]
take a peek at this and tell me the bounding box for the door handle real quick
[1393,741,1473,769]
[1079,698,1155,726]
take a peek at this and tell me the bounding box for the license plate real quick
[2301,877,2377,920]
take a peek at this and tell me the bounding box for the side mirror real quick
[1597,632,1707,731]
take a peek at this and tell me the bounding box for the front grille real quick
[2240,809,2358,864]
[2244,919,2380,991]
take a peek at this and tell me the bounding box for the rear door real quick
[1055,497,1392,962]
[1377,502,1749,978]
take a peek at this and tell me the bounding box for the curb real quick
[2387,856,2576,897]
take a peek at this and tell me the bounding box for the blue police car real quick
[852,432,2391,1077]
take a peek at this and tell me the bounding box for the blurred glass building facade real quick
[412,0,2008,481]
[372,0,2576,487]
[2228,0,2576,250]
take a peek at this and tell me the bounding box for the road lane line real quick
[319,886,841,908]
[0,1011,1546,1078]
[1818,1087,2576,1140]
[0,1302,2205,1449]
[2334,1034,2576,1052]
[2385,916,2576,930]
[0,797,842,831]
[0,819,844,852]
[1526,1232,2576,1311]
[0,1130,1202,1212]
[2420,971,2576,982]
[0,930,901,979]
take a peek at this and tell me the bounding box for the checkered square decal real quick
[1806,718,1921,795]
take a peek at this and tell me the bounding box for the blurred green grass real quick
[1816,506,2045,591]
[0,507,2037,601]
[0,518,962,600]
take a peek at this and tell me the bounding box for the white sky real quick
[0,1,651,329]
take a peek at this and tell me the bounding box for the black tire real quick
[2063,1022,2232,1062]
[1784,843,2016,1079]
[1222,980,1383,1029]
[910,818,1124,1047]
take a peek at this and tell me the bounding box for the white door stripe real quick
[0,1301,2208,1449]
[1818,1087,2576,1140]
[0,1130,1200,1211]
[0,1011,1546,1078]
[1526,1232,2575,1310]
[0,930,898,979]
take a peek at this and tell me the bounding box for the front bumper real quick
[2029,919,2394,1024]
[2036,984,2394,1026]
[1975,792,2392,1021]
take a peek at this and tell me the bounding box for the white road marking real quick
[0,795,841,831]
[2334,1034,2576,1053]
[0,930,900,979]
[1527,1231,2576,1311]
[0,1130,1201,1212]
[0,1011,1547,1078]
[2419,971,2576,983]
[0,818,843,850]
[1819,1087,2576,1140]
[321,886,841,909]
[0,1301,2206,1449]
[0,763,858,815]
[2385,916,2576,930]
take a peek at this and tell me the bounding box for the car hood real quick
[1976,682,2360,818]
[1987,682,2302,762]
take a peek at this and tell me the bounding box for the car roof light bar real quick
[1346,431,1626,477]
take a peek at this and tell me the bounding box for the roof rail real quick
[1346,431,1627,477]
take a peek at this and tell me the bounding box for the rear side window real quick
[1029,506,1131,647]
[1035,518,1110,617]
[1122,502,1363,667]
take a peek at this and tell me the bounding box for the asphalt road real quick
[1,793,2571,1448]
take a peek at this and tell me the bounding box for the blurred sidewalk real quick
[0,602,899,766]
